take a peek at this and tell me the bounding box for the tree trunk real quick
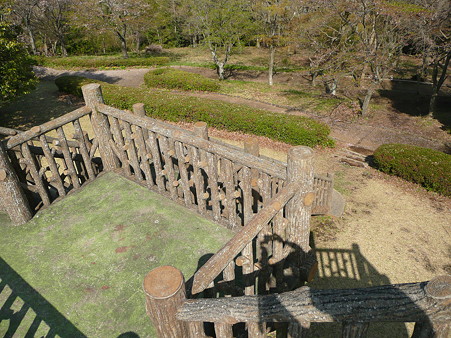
[428,51,451,117]
[360,88,373,116]
[116,29,128,58]
[268,45,275,86]
[27,28,37,55]
[428,92,438,117]
[217,62,225,80]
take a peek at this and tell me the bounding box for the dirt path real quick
[35,66,449,152]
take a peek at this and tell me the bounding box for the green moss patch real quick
[0,172,233,337]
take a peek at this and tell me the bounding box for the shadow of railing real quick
[0,257,86,337]
[179,237,445,337]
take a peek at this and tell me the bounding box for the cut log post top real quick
[178,275,451,324]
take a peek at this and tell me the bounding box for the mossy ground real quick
[0,172,234,337]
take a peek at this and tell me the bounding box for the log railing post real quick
[193,121,208,140]
[144,266,201,338]
[81,84,118,171]
[286,146,314,255]
[0,142,32,225]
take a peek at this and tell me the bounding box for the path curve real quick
[35,66,449,152]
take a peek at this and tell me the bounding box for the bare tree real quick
[252,0,298,86]
[10,0,40,54]
[72,0,153,58]
[405,0,451,116]
[187,0,252,80]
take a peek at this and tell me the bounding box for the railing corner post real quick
[81,84,118,171]
[286,146,314,264]
[143,266,191,338]
[0,142,32,225]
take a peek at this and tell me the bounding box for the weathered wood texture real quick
[191,183,300,295]
[0,142,32,225]
[81,84,118,171]
[144,266,192,338]
[178,276,451,328]
[1,104,101,211]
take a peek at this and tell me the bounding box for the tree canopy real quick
[0,19,37,102]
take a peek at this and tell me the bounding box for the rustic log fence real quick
[0,83,336,226]
[143,264,451,337]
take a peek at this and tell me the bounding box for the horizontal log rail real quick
[6,106,91,149]
[96,103,287,179]
[179,276,451,327]
[191,183,301,295]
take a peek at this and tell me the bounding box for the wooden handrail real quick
[179,276,451,325]
[6,106,91,149]
[191,183,301,295]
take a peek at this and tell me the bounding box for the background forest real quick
[1,0,450,117]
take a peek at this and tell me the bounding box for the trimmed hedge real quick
[373,143,451,196]
[144,68,220,92]
[55,75,334,148]
[34,55,170,69]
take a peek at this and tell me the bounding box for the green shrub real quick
[373,144,451,196]
[55,75,334,147]
[34,55,170,69]
[144,68,220,92]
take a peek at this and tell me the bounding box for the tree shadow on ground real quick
[0,81,84,130]
[378,80,451,131]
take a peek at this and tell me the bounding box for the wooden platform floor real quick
[0,172,234,337]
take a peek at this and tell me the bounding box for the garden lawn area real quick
[0,172,234,337]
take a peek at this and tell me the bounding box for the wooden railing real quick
[0,83,337,226]
[144,266,451,338]
[0,107,102,223]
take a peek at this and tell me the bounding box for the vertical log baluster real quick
[109,117,131,176]
[56,127,80,189]
[188,145,207,216]
[341,322,369,338]
[214,323,233,338]
[223,159,238,230]
[206,152,221,221]
[158,136,178,200]
[174,141,192,207]
[121,119,143,181]
[21,143,51,206]
[72,119,95,181]
[133,125,154,188]
[147,132,165,193]
[38,135,65,197]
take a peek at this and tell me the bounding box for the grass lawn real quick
[0,172,234,337]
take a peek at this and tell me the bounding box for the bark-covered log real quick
[178,276,451,325]
[286,146,314,258]
[81,84,118,171]
[191,183,299,295]
[0,142,32,225]
[144,266,191,338]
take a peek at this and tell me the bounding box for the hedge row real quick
[144,68,220,92]
[35,55,170,69]
[55,75,334,147]
[373,143,451,196]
